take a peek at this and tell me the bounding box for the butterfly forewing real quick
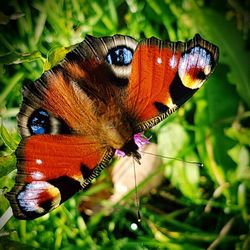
[126,34,219,132]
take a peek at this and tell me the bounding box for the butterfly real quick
[6,34,219,220]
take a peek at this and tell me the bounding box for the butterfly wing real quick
[6,35,138,219]
[6,78,115,219]
[6,135,113,219]
[125,34,219,132]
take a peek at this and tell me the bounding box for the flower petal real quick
[134,133,150,148]
[115,149,126,158]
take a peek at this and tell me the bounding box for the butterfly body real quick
[6,34,218,219]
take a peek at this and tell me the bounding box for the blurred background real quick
[0,0,249,249]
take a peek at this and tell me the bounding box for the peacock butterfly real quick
[6,34,219,219]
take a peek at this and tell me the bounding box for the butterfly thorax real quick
[99,112,140,156]
[95,105,142,161]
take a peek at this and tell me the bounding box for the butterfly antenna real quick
[133,159,141,222]
[139,151,203,167]
[0,206,13,230]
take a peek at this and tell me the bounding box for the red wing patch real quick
[126,34,219,128]
[6,135,113,219]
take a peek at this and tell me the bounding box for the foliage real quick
[0,0,249,249]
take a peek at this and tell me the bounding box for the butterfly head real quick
[115,133,150,163]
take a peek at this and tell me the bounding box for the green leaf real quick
[0,237,44,250]
[205,66,239,170]
[44,46,72,71]
[228,145,250,182]
[228,145,249,167]
[158,122,201,199]
[237,183,248,221]
[0,123,18,151]
[158,122,189,157]
[0,154,16,178]
[225,127,250,146]
[0,51,43,65]
[0,72,24,107]
[195,64,240,179]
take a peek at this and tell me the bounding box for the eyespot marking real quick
[17,181,61,214]
[28,109,50,135]
[178,46,213,89]
[106,46,133,66]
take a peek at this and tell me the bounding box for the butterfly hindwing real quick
[6,135,113,219]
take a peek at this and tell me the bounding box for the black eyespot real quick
[28,109,50,135]
[106,46,133,66]
[197,71,206,80]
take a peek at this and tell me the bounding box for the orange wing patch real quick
[127,44,181,121]
[43,71,96,134]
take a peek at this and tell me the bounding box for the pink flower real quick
[115,133,150,158]
[133,133,150,148]
[115,149,126,158]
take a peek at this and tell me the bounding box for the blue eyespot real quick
[29,109,50,135]
[106,46,133,66]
